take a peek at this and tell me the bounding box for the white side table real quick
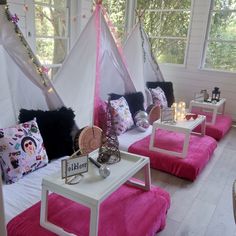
[189,98,226,125]
[40,151,151,236]
[149,115,206,158]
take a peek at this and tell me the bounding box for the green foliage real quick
[205,41,236,72]
[102,0,126,39]
[205,0,236,71]
[138,0,191,64]
[35,1,67,69]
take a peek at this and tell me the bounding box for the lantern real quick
[211,87,221,102]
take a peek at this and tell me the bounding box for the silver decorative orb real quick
[136,118,149,132]
[134,111,148,123]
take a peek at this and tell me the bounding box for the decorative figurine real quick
[201,89,209,102]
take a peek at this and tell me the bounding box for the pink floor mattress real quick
[192,109,232,141]
[128,130,217,181]
[7,184,170,236]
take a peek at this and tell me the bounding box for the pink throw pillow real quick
[110,97,134,135]
[149,87,168,108]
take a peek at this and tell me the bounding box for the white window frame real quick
[135,1,193,66]
[33,0,70,78]
[202,0,236,72]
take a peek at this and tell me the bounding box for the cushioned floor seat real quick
[128,130,217,181]
[191,109,232,141]
[7,184,170,236]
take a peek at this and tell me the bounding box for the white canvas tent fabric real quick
[123,21,165,95]
[0,3,65,235]
[0,4,64,128]
[54,4,136,128]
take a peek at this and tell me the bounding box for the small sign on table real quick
[160,108,175,124]
[61,150,88,185]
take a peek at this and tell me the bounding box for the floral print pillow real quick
[149,87,168,108]
[110,97,134,135]
[0,119,48,184]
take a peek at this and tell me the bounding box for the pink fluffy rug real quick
[129,130,217,181]
[7,184,170,236]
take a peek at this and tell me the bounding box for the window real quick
[203,0,236,72]
[137,0,192,64]
[102,0,126,40]
[34,0,69,79]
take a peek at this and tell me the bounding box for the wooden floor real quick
[136,127,236,236]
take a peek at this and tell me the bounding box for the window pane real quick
[36,38,67,65]
[35,5,67,37]
[102,0,126,39]
[150,38,186,64]
[205,41,236,71]
[34,0,51,4]
[160,11,190,37]
[214,0,236,10]
[163,0,191,9]
[143,12,161,37]
[137,0,163,9]
[210,11,236,40]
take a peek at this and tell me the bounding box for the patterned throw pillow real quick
[0,119,48,184]
[149,87,168,108]
[110,97,134,135]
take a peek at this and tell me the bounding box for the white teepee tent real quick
[0,3,64,129]
[54,4,136,128]
[123,20,165,96]
[0,3,136,233]
[0,3,65,234]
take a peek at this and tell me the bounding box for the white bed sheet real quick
[118,126,152,151]
[3,157,64,224]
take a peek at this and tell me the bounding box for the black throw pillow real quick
[18,107,75,161]
[146,81,175,107]
[109,92,145,118]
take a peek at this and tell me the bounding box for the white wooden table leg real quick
[149,125,156,150]
[201,117,206,136]
[144,162,151,191]
[212,107,217,124]
[222,101,226,114]
[90,204,100,236]
[182,132,191,158]
[40,186,48,226]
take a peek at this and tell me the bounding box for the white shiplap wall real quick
[78,0,236,121]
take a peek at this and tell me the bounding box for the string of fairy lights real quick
[3,2,121,88]
[4,5,49,88]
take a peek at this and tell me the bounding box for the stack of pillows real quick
[102,82,174,136]
[107,92,146,135]
[0,107,76,184]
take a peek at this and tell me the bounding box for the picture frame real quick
[194,92,204,102]
[160,108,175,123]
[61,151,88,184]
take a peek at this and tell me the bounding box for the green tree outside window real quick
[137,0,191,64]
[204,0,236,72]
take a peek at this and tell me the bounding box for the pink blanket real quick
[7,184,170,236]
[128,130,217,181]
